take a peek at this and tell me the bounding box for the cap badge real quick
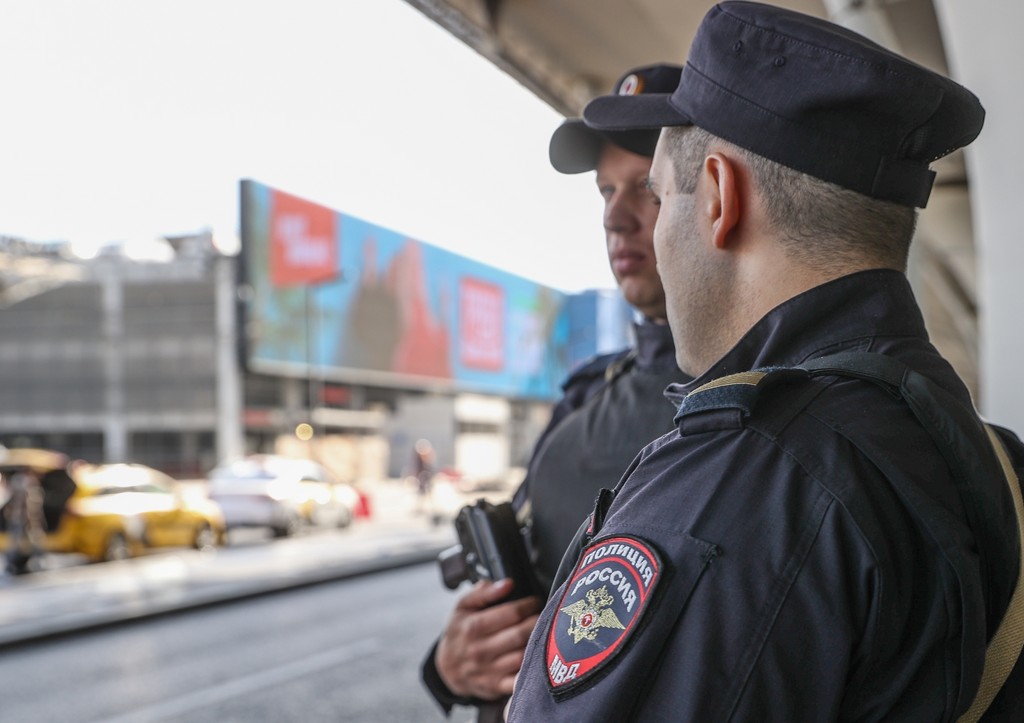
[617,73,644,96]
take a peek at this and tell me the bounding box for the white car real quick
[206,455,356,538]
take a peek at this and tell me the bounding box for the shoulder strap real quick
[798,352,1015,607]
[680,350,1023,719]
[560,349,634,393]
[683,353,1013,559]
[801,352,1024,721]
[960,426,1024,722]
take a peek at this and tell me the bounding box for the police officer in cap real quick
[421,63,690,720]
[507,2,1024,720]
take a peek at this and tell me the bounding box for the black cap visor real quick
[550,119,666,174]
[583,92,692,132]
[549,120,603,174]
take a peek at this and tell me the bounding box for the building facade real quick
[0,234,631,483]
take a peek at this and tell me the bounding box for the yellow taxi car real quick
[74,462,226,551]
[0,448,225,570]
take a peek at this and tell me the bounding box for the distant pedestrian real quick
[410,439,435,511]
[3,470,45,575]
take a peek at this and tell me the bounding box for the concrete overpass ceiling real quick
[403,0,980,397]
[405,0,965,210]
[403,1,949,115]
[403,0,962,182]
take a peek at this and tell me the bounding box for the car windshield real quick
[93,484,169,496]
[83,466,170,490]
[209,462,277,481]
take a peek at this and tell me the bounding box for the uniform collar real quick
[667,269,927,400]
[633,318,678,372]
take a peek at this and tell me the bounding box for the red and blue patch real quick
[545,535,662,695]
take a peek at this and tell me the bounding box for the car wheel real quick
[271,513,299,538]
[271,525,290,538]
[103,532,131,562]
[336,506,353,529]
[193,523,217,551]
[6,551,33,575]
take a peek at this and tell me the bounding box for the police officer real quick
[421,64,690,720]
[507,3,1024,720]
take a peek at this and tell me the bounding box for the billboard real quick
[240,180,571,400]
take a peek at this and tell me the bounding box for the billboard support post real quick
[305,284,319,438]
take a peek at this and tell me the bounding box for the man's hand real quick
[435,579,543,701]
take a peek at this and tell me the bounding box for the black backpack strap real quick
[798,351,1016,608]
[798,351,1024,721]
[960,426,1024,722]
[681,350,1014,593]
[677,351,1021,715]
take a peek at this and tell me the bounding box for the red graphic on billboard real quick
[460,278,504,371]
[391,241,453,378]
[269,189,339,288]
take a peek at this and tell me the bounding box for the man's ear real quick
[703,152,741,250]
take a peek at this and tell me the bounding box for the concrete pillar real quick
[215,253,245,464]
[820,0,900,49]
[933,0,1024,429]
[101,258,127,462]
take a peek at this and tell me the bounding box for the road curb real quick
[0,536,453,649]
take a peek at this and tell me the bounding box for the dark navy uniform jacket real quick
[422,320,687,717]
[524,320,686,592]
[508,270,1024,722]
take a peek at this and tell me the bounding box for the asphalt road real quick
[0,478,470,646]
[0,562,478,723]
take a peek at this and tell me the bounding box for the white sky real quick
[0,0,614,292]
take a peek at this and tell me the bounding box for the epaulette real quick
[674,367,808,423]
[561,349,633,392]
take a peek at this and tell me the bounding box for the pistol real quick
[437,499,539,600]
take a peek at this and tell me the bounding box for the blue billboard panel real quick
[566,291,635,369]
[240,180,571,400]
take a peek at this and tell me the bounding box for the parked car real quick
[206,455,357,537]
[73,463,226,552]
[0,449,225,571]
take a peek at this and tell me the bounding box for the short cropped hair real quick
[663,126,917,272]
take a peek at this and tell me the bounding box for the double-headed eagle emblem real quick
[560,585,626,644]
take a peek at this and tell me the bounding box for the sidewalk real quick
[0,478,459,647]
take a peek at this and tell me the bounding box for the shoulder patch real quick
[545,535,662,696]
